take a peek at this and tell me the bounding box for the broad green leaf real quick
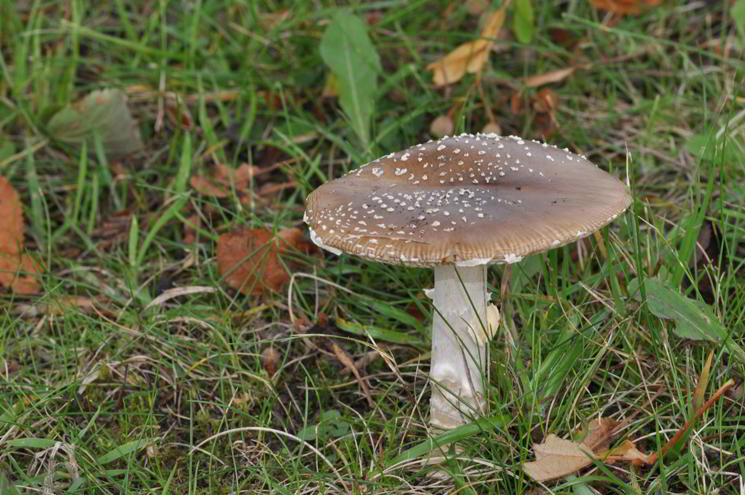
[46,89,143,159]
[512,0,535,43]
[335,317,425,346]
[366,299,421,329]
[733,0,745,43]
[0,472,21,495]
[297,410,350,442]
[643,277,745,364]
[98,439,150,465]
[7,437,58,449]
[685,131,745,164]
[319,11,381,149]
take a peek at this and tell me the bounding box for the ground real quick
[1,1,744,494]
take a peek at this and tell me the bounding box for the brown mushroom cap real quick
[304,133,631,266]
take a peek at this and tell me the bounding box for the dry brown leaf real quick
[523,418,647,482]
[579,418,621,451]
[426,2,509,86]
[190,163,260,199]
[430,114,454,138]
[589,0,662,15]
[602,440,649,464]
[217,227,315,296]
[524,66,582,88]
[523,434,596,482]
[183,214,202,244]
[481,121,502,135]
[0,177,23,255]
[0,177,41,294]
[261,346,281,377]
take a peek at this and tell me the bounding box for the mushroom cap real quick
[304,133,631,267]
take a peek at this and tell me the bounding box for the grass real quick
[1,0,744,493]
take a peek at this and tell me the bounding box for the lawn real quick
[1,1,744,493]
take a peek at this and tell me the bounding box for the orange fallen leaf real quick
[426,2,510,86]
[217,227,316,296]
[589,0,662,15]
[0,177,41,294]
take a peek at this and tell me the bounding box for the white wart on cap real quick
[304,133,631,266]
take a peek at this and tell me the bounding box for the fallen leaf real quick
[524,418,644,482]
[190,163,260,201]
[46,88,143,159]
[260,9,291,29]
[0,177,23,255]
[523,434,596,482]
[261,346,280,377]
[92,208,136,251]
[532,88,558,114]
[603,440,649,464]
[430,115,454,138]
[426,2,509,86]
[183,214,202,244]
[481,121,501,135]
[524,66,582,88]
[577,418,620,451]
[217,227,315,296]
[588,0,662,15]
[0,177,41,294]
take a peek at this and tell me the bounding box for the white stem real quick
[429,264,489,429]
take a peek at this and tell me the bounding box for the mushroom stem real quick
[429,264,489,429]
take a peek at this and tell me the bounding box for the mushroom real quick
[304,133,631,429]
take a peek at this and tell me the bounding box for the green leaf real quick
[46,88,144,159]
[296,410,350,442]
[319,11,381,149]
[643,277,745,364]
[98,439,150,465]
[335,317,425,346]
[7,437,58,449]
[512,0,535,43]
[685,131,745,163]
[0,472,21,495]
[732,0,745,43]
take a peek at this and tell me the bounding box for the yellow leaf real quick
[426,2,509,86]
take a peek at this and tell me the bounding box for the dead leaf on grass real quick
[0,177,41,294]
[261,346,281,377]
[46,88,144,159]
[190,163,260,201]
[430,114,454,138]
[426,2,510,86]
[523,418,645,482]
[588,0,663,15]
[217,227,316,296]
[524,66,583,88]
